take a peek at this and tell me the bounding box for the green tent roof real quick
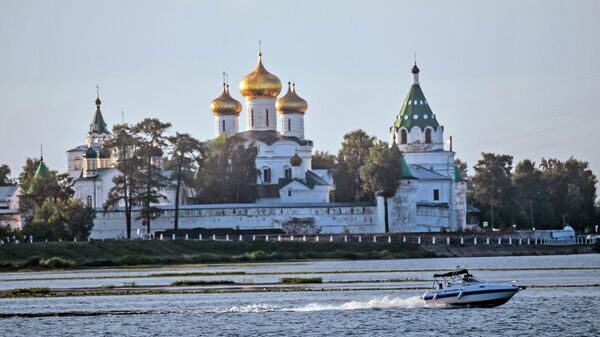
[393,83,440,131]
[454,164,464,181]
[89,97,109,135]
[34,159,48,178]
[401,156,416,179]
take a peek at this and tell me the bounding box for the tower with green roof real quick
[86,85,111,147]
[390,60,444,153]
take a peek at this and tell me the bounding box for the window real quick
[86,195,92,208]
[433,189,440,201]
[425,128,432,144]
[266,109,269,127]
[287,119,291,132]
[263,167,271,183]
[251,109,254,127]
[401,129,408,144]
[288,190,292,197]
[284,166,291,179]
[74,157,82,170]
[221,120,226,132]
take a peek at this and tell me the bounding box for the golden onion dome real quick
[239,53,282,99]
[290,153,303,167]
[276,82,308,114]
[210,84,242,115]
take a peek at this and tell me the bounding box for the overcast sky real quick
[1,0,599,183]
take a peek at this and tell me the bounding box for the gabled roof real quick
[0,186,19,202]
[231,130,312,146]
[409,164,452,180]
[67,145,88,153]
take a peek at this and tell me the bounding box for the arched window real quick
[287,119,291,132]
[251,109,254,127]
[86,195,92,208]
[266,109,269,127]
[263,167,271,183]
[284,166,291,179]
[221,120,226,133]
[401,129,408,144]
[425,128,432,144]
[74,157,82,170]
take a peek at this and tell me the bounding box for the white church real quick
[64,51,471,238]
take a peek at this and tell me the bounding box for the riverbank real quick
[0,239,595,271]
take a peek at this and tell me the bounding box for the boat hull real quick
[423,285,521,308]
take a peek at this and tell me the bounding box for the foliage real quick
[280,277,322,284]
[0,164,16,186]
[312,151,336,170]
[193,135,258,204]
[18,157,74,225]
[333,129,375,202]
[471,153,597,232]
[166,132,202,230]
[22,198,95,241]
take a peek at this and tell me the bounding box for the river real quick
[1,254,598,336]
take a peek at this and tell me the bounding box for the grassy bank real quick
[0,240,434,271]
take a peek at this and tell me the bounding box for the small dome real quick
[239,53,282,99]
[276,82,308,114]
[290,153,303,167]
[411,63,420,74]
[83,147,97,158]
[211,84,242,115]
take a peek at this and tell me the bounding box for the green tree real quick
[540,157,597,231]
[359,142,403,232]
[194,136,258,204]
[166,132,202,230]
[104,124,141,239]
[471,153,516,229]
[312,151,336,170]
[133,118,172,232]
[512,160,554,229]
[18,158,73,225]
[455,158,468,180]
[0,164,15,186]
[334,129,375,202]
[25,198,95,240]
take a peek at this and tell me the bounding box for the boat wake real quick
[217,296,434,314]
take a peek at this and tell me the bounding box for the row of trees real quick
[102,118,258,238]
[471,154,598,232]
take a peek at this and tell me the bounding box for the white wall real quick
[91,203,379,239]
[214,114,239,137]
[279,113,305,139]
[245,98,277,131]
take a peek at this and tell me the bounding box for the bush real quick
[39,257,75,268]
[10,287,50,296]
[280,277,322,284]
[171,280,235,286]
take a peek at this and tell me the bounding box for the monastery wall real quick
[91,202,381,239]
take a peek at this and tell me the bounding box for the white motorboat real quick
[422,268,525,308]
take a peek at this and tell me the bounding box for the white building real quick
[209,51,333,203]
[0,185,21,230]
[386,60,468,231]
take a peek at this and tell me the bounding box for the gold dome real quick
[210,84,242,115]
[276,82,308,114]
[239,53,282,99]
[290,153,303,167]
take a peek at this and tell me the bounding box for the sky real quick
[1,0,599,184]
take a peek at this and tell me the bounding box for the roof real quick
[393,82,440,131]
[89,99,109,135]
[409,164,452,180]
[0,185,19,202]
[34,160,48,178]
[434,269,468,278]
[455,164,465,181]
[401,156,416,179]
[231,130,312,146]
[67,145,88,153]
[75,168,115,181]
[278,170,332,191]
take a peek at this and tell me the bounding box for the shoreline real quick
[0,240,596,272]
